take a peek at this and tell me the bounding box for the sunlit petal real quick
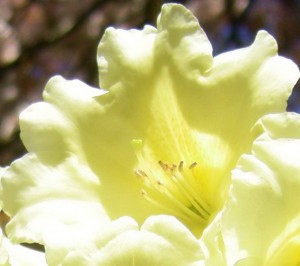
[47,215,203,266]
[202,113,300,265]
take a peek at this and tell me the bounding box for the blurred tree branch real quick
[0,0,109,74]
[0,0,299,166]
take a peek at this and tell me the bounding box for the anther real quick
[189,162,197,169]
[170,164,176,173]
[178,161,184,172]
[134,169,148,178]
[141,189,148,196]
[156,179,163,185]
[158,160,168,171]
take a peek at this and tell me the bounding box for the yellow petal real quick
[50,215,204,266]
[201,113,300,265]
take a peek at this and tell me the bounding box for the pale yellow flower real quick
[1,3,299,265]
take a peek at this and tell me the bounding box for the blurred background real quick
[0,0,300,166]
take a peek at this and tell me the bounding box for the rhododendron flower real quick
[201,113,300,265]
[1,3,299,265]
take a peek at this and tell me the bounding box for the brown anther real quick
[141,189,148,196]
[189,162,197,169]
[178,161,184,172]
[170,164,177,173]
[158,160,168,171]
[134,169,148,178]
[156,179,163,185]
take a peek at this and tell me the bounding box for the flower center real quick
[134,157,211,225]
[132,139,217,235]
[131,68,232,235]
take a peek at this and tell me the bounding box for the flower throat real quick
[131,69,230,235]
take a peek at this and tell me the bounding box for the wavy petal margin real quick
[0,3,299,264]
[201,113,300,265]
[45,215,203,266]
[0,167,46,266]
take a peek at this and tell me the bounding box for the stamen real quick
[178,161,184,172]
[134,169,148,178]
[180,176,210,215]
[141,184,206,225]
[169,171,210,218]
[189,162,197,169]
[168,163,210,218]
[158,160,168,171]
[170,164,176,173]
[141,189,148,196]
[132,139,211,229]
